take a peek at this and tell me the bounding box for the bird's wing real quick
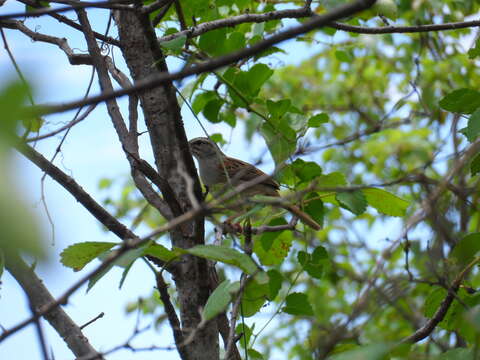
[217,156,280,191]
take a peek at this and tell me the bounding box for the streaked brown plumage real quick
[189,137,321,230]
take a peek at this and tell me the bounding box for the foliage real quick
[5,0,480,359]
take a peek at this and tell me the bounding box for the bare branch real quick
[0,19,92,65]
[80,312,105,330]
[17,0,119,46]
[155,273,189,359]
[76,8,173,218]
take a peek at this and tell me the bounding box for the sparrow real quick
[189,137,321,230]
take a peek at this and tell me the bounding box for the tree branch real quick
[0,19,93,65]
[4,251,104,359]
[402,256,480,343]
[36,0,378,116]
[0,0,135,20]
[16,0,120,46]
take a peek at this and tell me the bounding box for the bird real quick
[188,137,321,230]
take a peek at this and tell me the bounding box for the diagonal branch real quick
[75,8,173,219]
[36,0,378,116]
[5,251,105,359]
[402,256,480,343]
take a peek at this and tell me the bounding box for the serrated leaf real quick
[439,88,480,114]
[203,279,235,321]
[254,223,292,266]
[471,153,480,176]
[336,191,367,215]
[60,242,117,271]
[291,159,322,183]
[362,188,409,217]
[283,292,314,316]
[185,245,257,274]
[298,246,328,279]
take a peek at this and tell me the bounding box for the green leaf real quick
[362,188,409,217]
[224,32,246,53]
[25,1,50,12]
[450,233,480,266]
[260,218,287,252]
[199,28,227,56]
[241,277,268,317]
[202,99,224,123]
[464,108,480,142]
[261,120,296,164]
[317,172,347,187]
[336,191,367,215]
[144,243,177,262]
[439,88,480,114]
[192,91,217,114]
[438,348,473,360]
[304,192,324,227]
[335,50,352,62]
[254,223,292,266]
[373,0,398,19]
[471,153,480,176]
[60,242,117,271]
[267,99,291,119]
[237,64,273,98]
[236,322,253,348]
[308,113,329,127]
[291,159,322,183]
[185,245,257,274]
[298,246,329,279]
[267,269,283,300]
[468,39,480,59]
[283,292,314,316]
[247,348,264,359]
[203,279,238,321]
[98,177,113,189]
[160,34,187,52]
